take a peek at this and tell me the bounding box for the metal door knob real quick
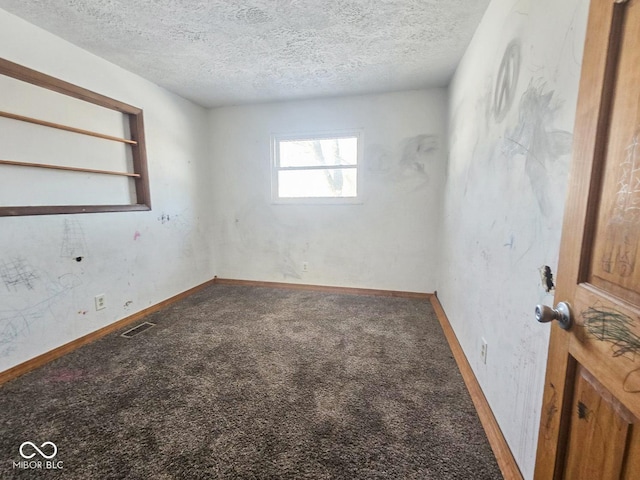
[535,302,572,330]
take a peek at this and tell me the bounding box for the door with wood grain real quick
[534,0,640,478]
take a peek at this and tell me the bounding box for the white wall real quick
[440,0,589,477]
[0,9,214,371]
[0,2,597,477]
[209,90,447,293]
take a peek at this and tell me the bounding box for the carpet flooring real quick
[0,284,502,479]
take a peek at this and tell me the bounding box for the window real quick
[271,131,361,203]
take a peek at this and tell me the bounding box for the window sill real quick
[271,197,363,206]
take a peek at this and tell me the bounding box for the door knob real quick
[535,302,572,330]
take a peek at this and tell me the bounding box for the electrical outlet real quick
[95,294,106,311]
[480,338,488,364]
[302,262,308,272]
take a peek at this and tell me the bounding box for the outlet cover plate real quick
[480,337,488,364]
[95,294,106,311]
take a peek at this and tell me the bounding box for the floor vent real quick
[121,322,156,338]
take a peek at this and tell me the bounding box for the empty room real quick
[1,0,639,479]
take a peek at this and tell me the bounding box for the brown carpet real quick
[0,284,502,479]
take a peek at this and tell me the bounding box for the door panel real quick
[622,427,640,479]
[535,0,640,478]
[571,285,640,419]
[590,0,640,304]
[562,366,636,480]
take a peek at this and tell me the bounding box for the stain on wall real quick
[399,134,438,177]
[366,134,439,188]
[365,144,393,175]
[232,198,308,280]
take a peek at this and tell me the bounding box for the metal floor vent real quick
[121,322,156,338]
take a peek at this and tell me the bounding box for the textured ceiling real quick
[0,0,490,108]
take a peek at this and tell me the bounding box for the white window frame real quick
[270,130,363,205]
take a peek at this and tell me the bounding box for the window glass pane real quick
[279,137,358,168]
[278,167,357,198]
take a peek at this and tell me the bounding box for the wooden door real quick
[534,0,640,478]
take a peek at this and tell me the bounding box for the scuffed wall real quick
[0,9,214,372]
[440,0,589,478]
[209,90,446,293]
[0,2,598,476]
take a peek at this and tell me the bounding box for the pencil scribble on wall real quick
[60,218,88,259]
[0,257,39,292]
[582,306,640,393]
[493,40,521,123]
[503,80,573,216]
[0,307,43,358]
[0,260,81,357]
[510,324,544,456]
